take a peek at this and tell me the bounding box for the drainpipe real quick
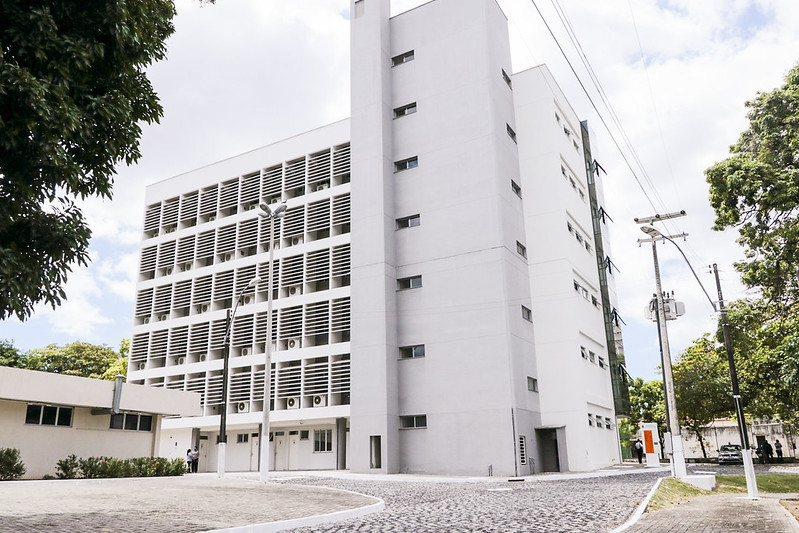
[112,375,125,414]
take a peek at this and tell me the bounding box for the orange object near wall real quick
[644,429,655,454]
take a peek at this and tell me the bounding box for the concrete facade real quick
[128,0,626,476]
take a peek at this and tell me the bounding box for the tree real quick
[619,377,667,453]
[1,339,129,380]
[672,335,732,458]
[706,63,799,311]
[0,0,176,320]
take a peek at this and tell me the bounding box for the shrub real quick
[56,454,79,479]
[0,448,26,480]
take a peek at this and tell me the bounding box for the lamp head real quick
[640,225,662,238]
[259,202,288,218]
[247,277,262,288]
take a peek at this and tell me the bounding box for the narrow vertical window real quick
[502,69,512,88]
[519,436,527,465]
[526,376,538,392]
[507,124,517,143]
[511,180,522,198]
[516,241,527,258]
[521,305,532,322]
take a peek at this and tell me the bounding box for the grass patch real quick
[647,478,710,511]
[716,474,799,494]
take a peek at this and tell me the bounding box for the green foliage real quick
[717,474,799,493]
[706,63,799,309]
[59,455,185,479]
[1,340,130,380]
[619,377,667,446]
[0,448,26,480]
[673,335,733,457]
[0,0,176,320]
[55,454,79,479]
[648,478,709,511]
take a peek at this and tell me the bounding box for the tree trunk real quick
[695,429,708,458]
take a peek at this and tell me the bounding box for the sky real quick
[2,0,799,382]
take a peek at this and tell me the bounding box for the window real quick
[511,180,522,198]
[314,429,333,452]
[596,415,604,428]
[580,346,588,359]
[521,305,532,322]
[502,69,512,88]
[527,376,538,392]
[400,415,427,429]
[506,124,517,143]
[555,112,561,123]
[109,413,153,432]
[589,351,596,364]
[588,413,594,426]
[519,436,527,465]
[567,221,574,233]
[237,433,249,444]
[516,241,527,258]
[399,344,425,359]
[300,430,310,440]
[396,214,421,229]
[397,275,422,290]
[394,102,417,118]
[394,156,418,172]
[605,417,613,429]
[598,357,606,369]
[25,404,72,427]
[392,50,415,66]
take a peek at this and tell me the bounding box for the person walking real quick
[186,449,192,472]
[763,440,774,463]
[634,439,644,464]
[190,447,200,473]
[775,439,784,462]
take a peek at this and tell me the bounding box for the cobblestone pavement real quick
[0,475,378,533]
[275,469,663,532]
[624,493,799,533]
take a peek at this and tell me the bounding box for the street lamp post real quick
[218,275,262,478]
[257,201,287,482]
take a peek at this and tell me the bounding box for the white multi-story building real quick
[128,0,629,476]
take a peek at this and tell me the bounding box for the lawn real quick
[647,474,799,512]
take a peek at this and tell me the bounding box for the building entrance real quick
[537,428,561,472]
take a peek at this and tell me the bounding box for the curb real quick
[609,477,664,533]
[206,488,385,533]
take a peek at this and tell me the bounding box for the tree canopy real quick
[0,339,128,380]
[706,63,799,310]
[0,0,176,320]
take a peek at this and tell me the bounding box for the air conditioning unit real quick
[315,183,329,191]
[243,296,253,305]
[164,267,173,275]
[246,204,256,211]
[160,314,169,321]
[291,236,303,246]
[287,338,302,349]
[143,317,150,324]
[200,304,210,313]
[165,227,175,233]
[177,357,185,365]
[180,263,192,272]
[288,285,302,296]
[312,395,327,407]
[286,397,300,409]
[199,354,207,362]
[241,348,251,356]
[237,401,250,413]
[208,215,217,221]
[269,198,279,204]
[224,253,233,262]
[138,362,146,371]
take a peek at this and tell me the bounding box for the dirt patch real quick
[781,499,799,522]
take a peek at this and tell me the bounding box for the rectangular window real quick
[25,404,72,427]
[25,404,42,425]
[527,376,538,392]
[596,415,604,428]
[605,417,613,429]
[41,405,58,426]
[124,414,139,430]
[506,124,517,143]
[394,156,418,172]
[300,430,310,440]
[396,214,421,229]
[56,407,73,427]
[110,413,124,430]
[580,346,588,359]
[502,69,512,88]
[110,413,152,432]
[237,433,249,444]
[139,415,153,432]
[397,275,422,290]
[392,50,415,66]
[519,436,528,465]
[399,344,425,359]
[314,429,333,452]
[521,305,532,322]
[588,413,594,426]
[589,351,596,364]
[511,180,522,198]
[399,415,427,429]
[516,241,527,258]
[393,102,417,118]
[598,357,606,369]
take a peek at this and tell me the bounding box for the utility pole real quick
[636,210,688,478]
[712,264,759,499]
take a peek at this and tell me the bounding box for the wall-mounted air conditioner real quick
[269,198,279,204]
[138,362,146,371]
[159,314,169,321]
[200,304,210,313]
[165,226,175,233]
[286,397,300,409]
[143,317,150,324]
[199,354,207,362]
[243,296,253,305]
[291,236,303,246]
[224,253,233,262]
[237,401,250,413]
[246,204,256,211]
[164,267,173,275]
[241,348,251,356]
[288,285,302,296]
[312,395,328,407]
[208,215,217,221]
[177,357,185,365]
[315,183,329,191]
[180,263,192,272]
[287,338,302,349]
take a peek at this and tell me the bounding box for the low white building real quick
[0,366,200,479]
[129,0,630,476]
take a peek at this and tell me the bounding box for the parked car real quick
[718,444,743,464]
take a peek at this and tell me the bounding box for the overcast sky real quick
[2,0,798,382]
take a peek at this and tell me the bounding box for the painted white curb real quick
[609,477,664,533]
